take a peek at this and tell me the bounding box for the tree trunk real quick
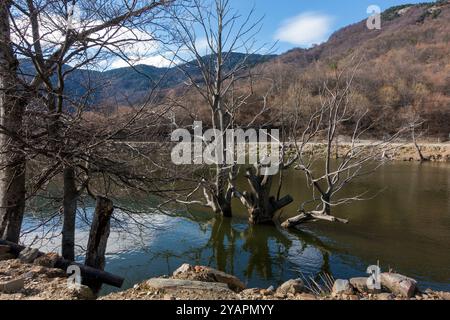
[61,166,78,261]
[84,196,114,293]
[236,167,293,225]
[0,1,26,243]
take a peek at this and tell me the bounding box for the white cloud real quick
[274,12,334,47]
[110,54,176,69]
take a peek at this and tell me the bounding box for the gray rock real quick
[144,278,234,294]
[18,247,40,263]
[276,279,304,295]
[350,277,381,294]
[0,277,24,293]
[380,272,417,298]
[173,263,192,276]
[332,279,353,296]
[172,264,246,292]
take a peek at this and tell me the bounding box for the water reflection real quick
[21,161,450,294]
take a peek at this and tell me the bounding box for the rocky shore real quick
[1,243,448,300]
[101,263,450,301]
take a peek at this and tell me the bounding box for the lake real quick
[22,161,450,295]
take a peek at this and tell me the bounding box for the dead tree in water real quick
[167,0,265,218]
[282,65,407,229]
[84,196,114,293]
[233,165,293,225]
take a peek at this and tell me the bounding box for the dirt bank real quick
[304,142,450,162]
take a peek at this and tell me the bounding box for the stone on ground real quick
[380,272,417,298]
[172,264,246,292]
[18,247,40,264]
[0,277,24,293]
[276,279,304,295]
[0,253,15,261]
[332,279,353,296]
[350,277,381,294]
[376,292,395,300]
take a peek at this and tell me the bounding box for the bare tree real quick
[167,0,265,217]
[282,65,408,229]
[0,0,175,254]
[0,0,26,242]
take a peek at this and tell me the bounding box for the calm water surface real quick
[23,162,450,294]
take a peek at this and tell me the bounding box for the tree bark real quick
[84,196,114,293]
[235,167,293,225]
[0,1,26,243]
[61,166,78,261]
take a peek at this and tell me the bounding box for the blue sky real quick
[229,0,436,53]
[109,0,436,68]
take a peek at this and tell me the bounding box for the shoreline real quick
[1,248,449,300]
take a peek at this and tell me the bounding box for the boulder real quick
[380,272,417,298]
[0,277,24,293]
[350,277,381,294]
[276,279,304,295]
[172,264,245,292]
[144,278,234,294]
[18,247,40,263]
[173,263,192,276]
[332,279,353,296]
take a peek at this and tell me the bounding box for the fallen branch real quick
[281,212,348,228]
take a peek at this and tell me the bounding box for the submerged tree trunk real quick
[84,196,114,293]
[0,1,26,243]
[235,167,293,225]
[61,166,78,261]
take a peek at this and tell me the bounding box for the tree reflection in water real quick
[180,216,333,287]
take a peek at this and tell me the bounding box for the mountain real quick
[18,52,276,107]
[17,1,450,136]
[255,0,450,137]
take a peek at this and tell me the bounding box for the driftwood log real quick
[281,212,349,228]
[0,239,124,288]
